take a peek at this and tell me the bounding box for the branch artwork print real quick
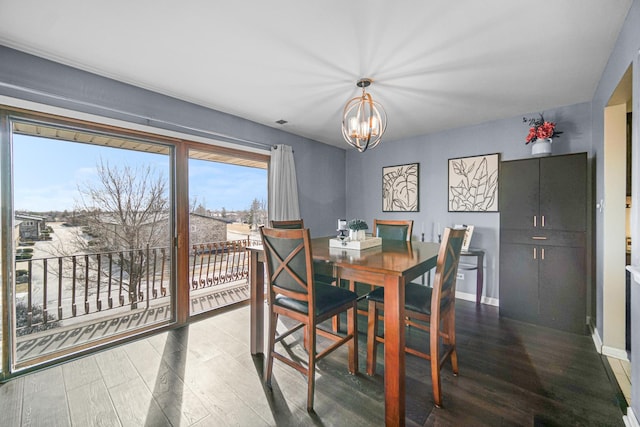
[382,163,419,212]
[448,154,499,212]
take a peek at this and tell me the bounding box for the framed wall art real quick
[448,153,499,212]
[382,163,419,212]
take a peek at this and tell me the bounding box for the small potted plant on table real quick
[347,219,368,241]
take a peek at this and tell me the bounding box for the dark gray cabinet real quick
[499,153,588,334]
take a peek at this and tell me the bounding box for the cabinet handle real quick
[533,247,537,259]
[541,248,545,260]
[532,236,547,240]
[542,215,546,228]
[533,216,537,227]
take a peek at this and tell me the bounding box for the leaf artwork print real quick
[382,163,418,212]
[448,155,498,212]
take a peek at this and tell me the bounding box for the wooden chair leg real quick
[307,321,317,412]
[366,300,379,376]
[333,276,343,332]
[347,302,358,374]
[332,315,340,333]
[430,317,442,408]
[265,311,278,385]
[447,308,458,375]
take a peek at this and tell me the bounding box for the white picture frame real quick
[448,153,499,212]
[455,224,475,251]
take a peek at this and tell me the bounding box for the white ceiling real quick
[0,0,633,149]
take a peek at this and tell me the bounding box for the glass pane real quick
[188,148,266,316]
[0,114,5,374]
[12,121,174,367]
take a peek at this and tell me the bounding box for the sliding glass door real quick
[0,112,6,375]
[8,115,175,369]
[187,147,267,317]
[0,108,270,377]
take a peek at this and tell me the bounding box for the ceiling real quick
[0,1,633,149]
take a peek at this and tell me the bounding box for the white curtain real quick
[268,144,300,222]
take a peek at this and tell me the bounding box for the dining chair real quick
[260,226,359,411]
[365,227,466,408]
[349,219,414,317]
[271,218,342,333]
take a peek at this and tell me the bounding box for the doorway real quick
[187,146,267,317]
[603,63,633,404]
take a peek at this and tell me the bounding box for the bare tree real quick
[189,195,207,214]
[77,159,168,251]
[73,159,169,306]
[245,198,267,228]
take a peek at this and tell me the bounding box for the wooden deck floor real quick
[0,300,626,426]
[14,282,249,363]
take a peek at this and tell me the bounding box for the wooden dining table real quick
[249,236,441,426]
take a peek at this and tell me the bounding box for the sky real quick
[12,134,268,213]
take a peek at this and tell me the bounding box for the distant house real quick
[15,214,46,241]
[189,213,230,246]
[13,221,21,247]
[87,211,232,250]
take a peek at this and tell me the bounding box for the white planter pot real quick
[531,138,553,157]
[349,229,365,241]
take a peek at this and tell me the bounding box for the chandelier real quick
[341,78,387,152]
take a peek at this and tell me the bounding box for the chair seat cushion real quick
[275,283,358,317]
[314,273,336,286]
[366,282,451,315]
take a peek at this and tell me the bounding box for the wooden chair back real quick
[260,226,314,308]
[432,227,466,314]
[270,219,304,229]
[373,219,413,241]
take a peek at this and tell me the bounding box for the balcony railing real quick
[15,238,258,336]
[190,240,255,289]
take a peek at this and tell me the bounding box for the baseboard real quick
[624,407,639,427]
[455,290,499,307]
[589,321,630,360]
[603,345,630,361]
[590,322,603,353]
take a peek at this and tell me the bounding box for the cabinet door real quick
[539,154,586,231]
[499,242,539,324]
[499,158,540,230]
[538,245,586,334]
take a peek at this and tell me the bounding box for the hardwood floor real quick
[0,300,626,426]
[608,357,632,405]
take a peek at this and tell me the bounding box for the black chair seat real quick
[313,273,336,286]
[366,283,451,315]
[275,283,358,317]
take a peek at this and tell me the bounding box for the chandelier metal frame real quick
[341,78,387,152]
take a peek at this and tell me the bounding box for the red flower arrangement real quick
[523,114,563,144]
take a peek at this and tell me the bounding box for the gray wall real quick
[345,103,593,301]
[0,45,346,238]
[591,0,640,418]
[286,135,346,237]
